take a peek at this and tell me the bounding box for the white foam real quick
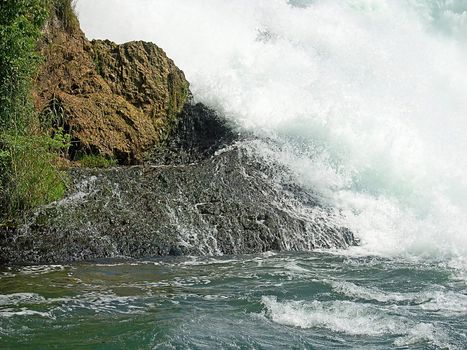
[261,251,277,258]
[394,323,459,350]
[330,281,421,303]
[75,0,467,264]
[261,295,460,348]
[330,280,467,315]
[261,295,403,336]
[0,308,51,319]
[420,290,467,315]
[0,293,46,306]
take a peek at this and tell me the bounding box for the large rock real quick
[0,7,357,264]
[34,11,189,164]
[0,104,355,264]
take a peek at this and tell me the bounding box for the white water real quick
[76,0,467,265]
[261,296,457,349]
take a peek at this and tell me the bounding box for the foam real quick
[331,280,467,315]
[261,295,403,336]
[0,293,46,306]
[330,281,422,303]
[75,0,467,263]
[394,323,459,350]
[261,295,459,348]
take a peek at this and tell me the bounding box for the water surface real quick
[1,252,465,349]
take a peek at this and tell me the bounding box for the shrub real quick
[0,134,68,220]
[0,0,72,223]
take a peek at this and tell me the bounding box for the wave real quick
[330,280,467,314]
[261,295,460,349]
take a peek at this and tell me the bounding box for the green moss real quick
[78,155,117,168]
[93,51,104,76]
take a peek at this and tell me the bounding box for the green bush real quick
[0,134,68,221]
[0,0,73,223]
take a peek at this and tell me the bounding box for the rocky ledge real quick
[0,104,356,264]
[0,8,357,264]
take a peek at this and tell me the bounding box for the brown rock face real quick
[34,11,189,164]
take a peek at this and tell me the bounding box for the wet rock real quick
[150,102,239,164]
[0,103,356,264]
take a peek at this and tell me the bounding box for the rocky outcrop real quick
[0,104,356,264]
[0,5,358,264]
[34,10,189,164]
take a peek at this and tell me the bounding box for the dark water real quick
[1,252,466,349]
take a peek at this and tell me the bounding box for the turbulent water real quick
[1,253,466,349]
[76,0,467,265]
[2,0,467,348]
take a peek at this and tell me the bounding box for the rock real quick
[0,104,356,264]
[0,6,357,264]
[151,102,239,164]
[34,10,189,164]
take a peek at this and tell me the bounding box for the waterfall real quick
[76,0,467,265]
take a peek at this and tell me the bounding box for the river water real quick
[1,252,466,349]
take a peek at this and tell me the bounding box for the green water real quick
[1,252,466,349]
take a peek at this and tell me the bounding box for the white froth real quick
[75,0,467,264]
[331,280,467,315]
[261,295,460,348]
[261,295,403,336]
[0,293,46,306]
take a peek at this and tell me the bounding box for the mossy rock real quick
[34,8,190,165]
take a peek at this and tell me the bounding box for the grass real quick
[0,134,68,221]
[78,154,117,168]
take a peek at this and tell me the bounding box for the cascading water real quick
[75,0,467,265]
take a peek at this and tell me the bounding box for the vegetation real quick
[0,135,69,219]
[78,155,117,169]
[0,0,47,131]
[0,0,73,224]
[49,0,78,33]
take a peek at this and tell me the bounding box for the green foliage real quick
[0,134,68,220]
[78,154,117,169]
[0,0,47,131]
[50,127,71,156]
[0,0,71,223]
